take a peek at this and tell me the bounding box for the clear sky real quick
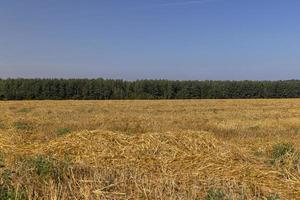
[0,0,299,80]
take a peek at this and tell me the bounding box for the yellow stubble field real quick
[0,99,299,199]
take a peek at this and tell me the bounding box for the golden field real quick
[0,99,300,199]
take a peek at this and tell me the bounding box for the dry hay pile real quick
[0,130,298,199]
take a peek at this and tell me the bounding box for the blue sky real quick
[0,0,299,80]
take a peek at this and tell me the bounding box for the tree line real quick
[0,78,299,100]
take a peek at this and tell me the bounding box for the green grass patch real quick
[26,155,71,182]
[1,169,14,183]
[27,155,54,177]
[18,108,31,113]
[271,143,295,164]
[0,185,26,200]
[205,188,225,200]
[291,127,300,134]
[0,121,5,129]
[8,106,16,110]
[56,128,71,136]
[266,194,280,200]
[0,152,5,167]
[270,142,300,178]
[253,147,264,157]
[13,121,32,131]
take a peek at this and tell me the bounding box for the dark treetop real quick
[0,79,299,100]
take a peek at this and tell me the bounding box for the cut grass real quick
[0,100,299,199]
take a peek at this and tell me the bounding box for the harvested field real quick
[0,99,299,199]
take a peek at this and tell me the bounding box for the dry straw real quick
[0,99,299,199]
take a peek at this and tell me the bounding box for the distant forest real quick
[0,79,299,100]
